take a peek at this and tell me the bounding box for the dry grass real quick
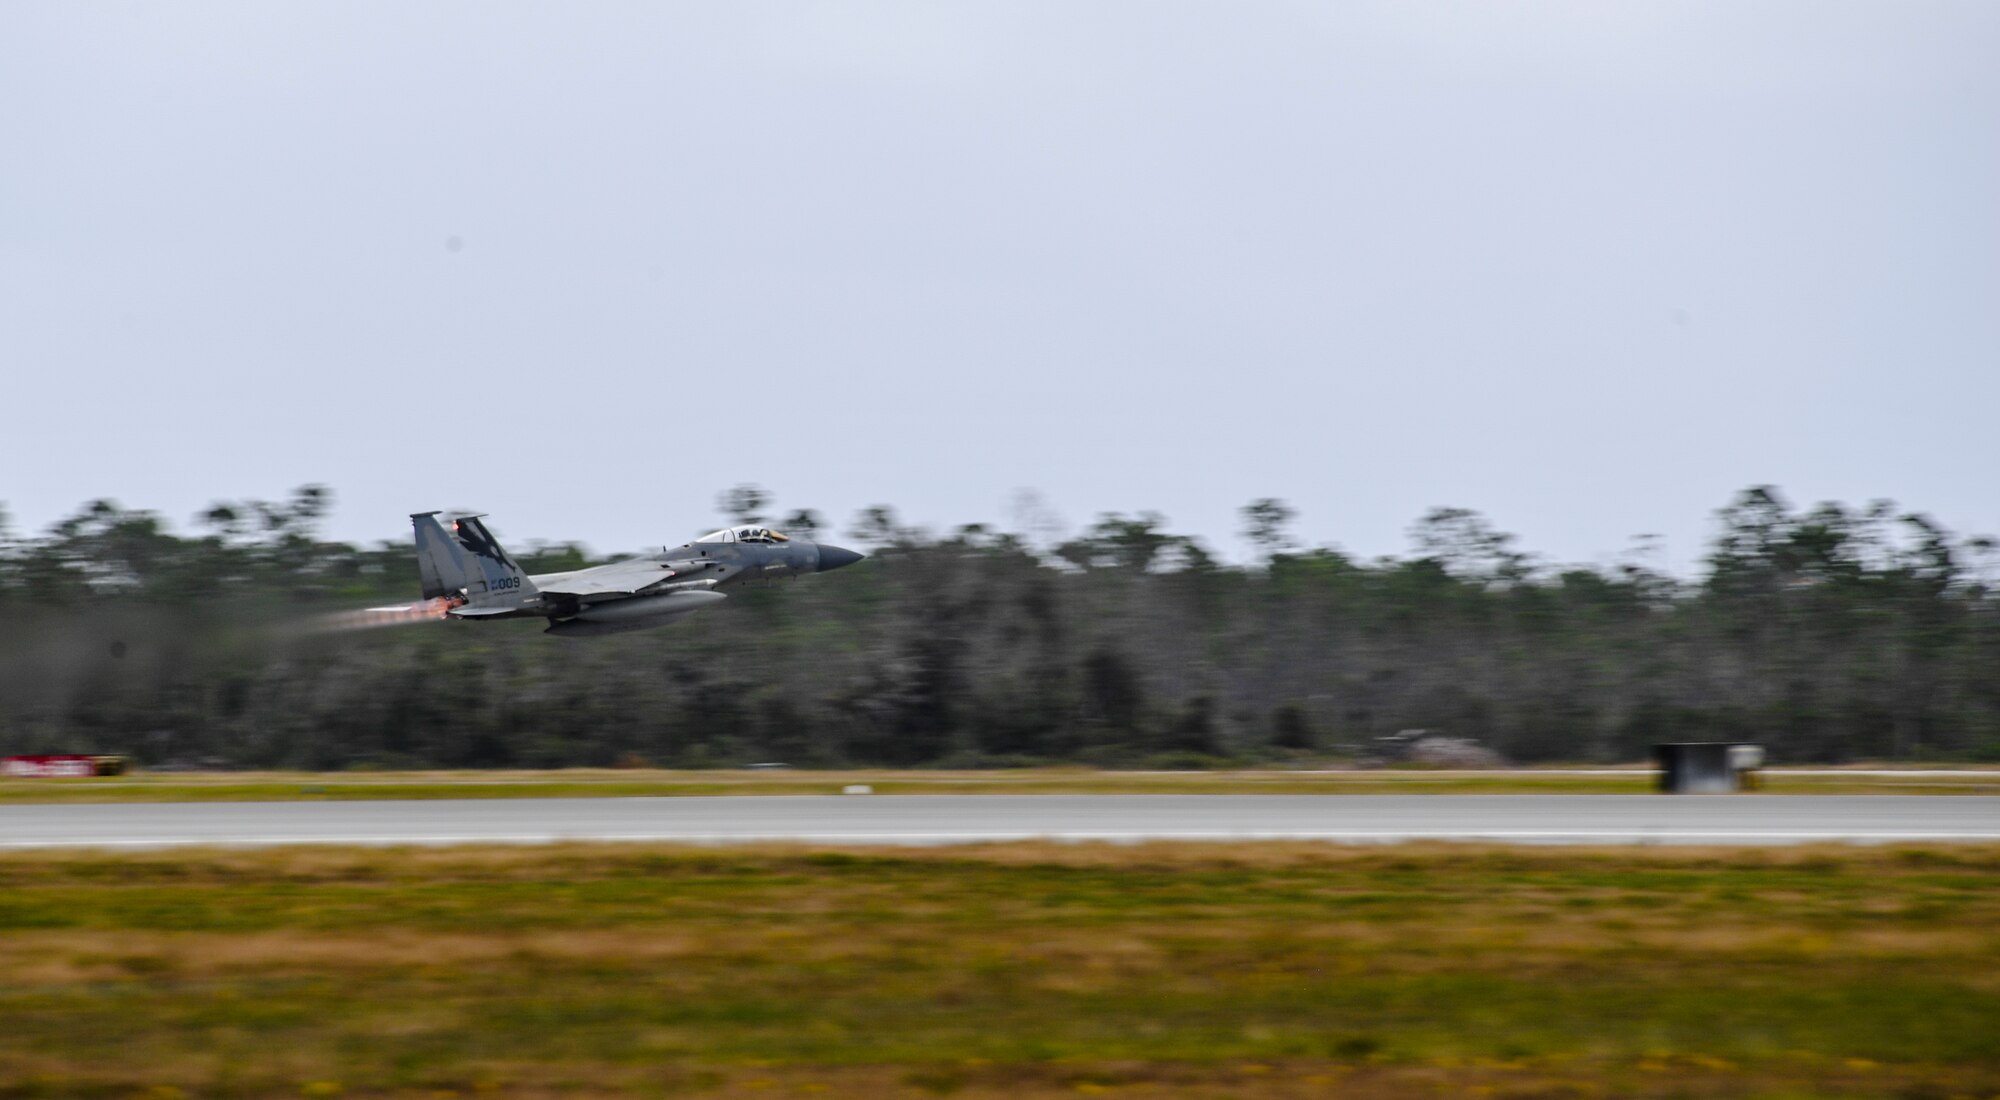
[8,1059,1996,1100]
[3,765,1996,803]
[0,842,1996,1098]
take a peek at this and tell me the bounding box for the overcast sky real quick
[4,2,1995,571]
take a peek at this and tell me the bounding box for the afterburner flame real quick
[309,595,466,634]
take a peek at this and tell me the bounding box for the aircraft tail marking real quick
[410,512,539,605]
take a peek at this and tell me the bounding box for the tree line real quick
[1,485,1996,768]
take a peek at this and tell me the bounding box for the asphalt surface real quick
[1,795,1996,849]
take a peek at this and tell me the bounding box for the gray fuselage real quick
[411,513,862,637]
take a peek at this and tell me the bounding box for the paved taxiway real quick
[2,795,1997,849]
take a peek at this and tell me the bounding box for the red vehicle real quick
[2,755,127,778]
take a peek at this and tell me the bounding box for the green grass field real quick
[3,766,1997,803]
[1,842,1996,1098]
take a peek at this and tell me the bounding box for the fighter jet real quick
[398,513,864,637]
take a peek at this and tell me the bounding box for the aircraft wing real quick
[529,558,740,599]
[529,558,686,599]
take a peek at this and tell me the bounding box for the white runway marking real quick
[4,829,2000,851]
[1,795,1996,849]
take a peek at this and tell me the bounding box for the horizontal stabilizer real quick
[448,606,517,618]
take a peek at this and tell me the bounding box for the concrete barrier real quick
[1655,742,1757,793]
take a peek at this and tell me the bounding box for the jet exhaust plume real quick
[306,595,465,635]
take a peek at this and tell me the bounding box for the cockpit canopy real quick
[694,526,790,545]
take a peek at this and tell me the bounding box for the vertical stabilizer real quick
[410,512,538,607]
[411,512,462,599]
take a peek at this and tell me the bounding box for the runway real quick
[1,794,1996,849]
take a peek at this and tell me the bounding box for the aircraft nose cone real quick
[816,544,864,572]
